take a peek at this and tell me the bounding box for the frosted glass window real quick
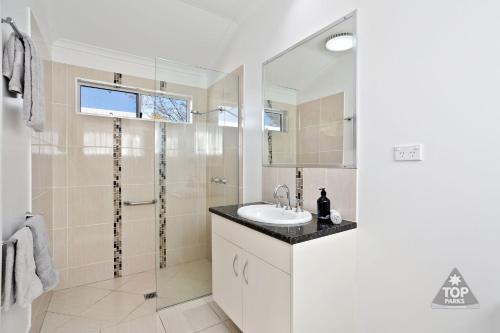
[80,85,138,118]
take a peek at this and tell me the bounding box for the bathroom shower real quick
[154,58,240,310]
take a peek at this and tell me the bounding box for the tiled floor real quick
[41,260,238,333]
[157,259,212,308]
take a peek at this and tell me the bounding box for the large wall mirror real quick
[262,13,356,168]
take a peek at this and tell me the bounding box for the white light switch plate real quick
[394,144,423,161]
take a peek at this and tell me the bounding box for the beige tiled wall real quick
[114,73,156,275]
[50,61,216,287]
[297,92,344,165]
[150,78,210,268]
[51,62,116,289]
[121,119,156,276]
[262,167,357,222]
[162,104,209,268]
[206,71,240,259]
[263,101,297,165]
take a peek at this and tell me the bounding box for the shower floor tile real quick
[41,260,239,332]
[156,259,212,308]
[42,270,157,332]
[157,296,241,333]
[41,292,239,333]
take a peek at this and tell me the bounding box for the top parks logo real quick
[431,268,479,309]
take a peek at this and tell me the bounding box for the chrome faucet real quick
[295,198,304,212]
[273,184,292,210]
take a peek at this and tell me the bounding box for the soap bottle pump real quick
[317,188,331,220]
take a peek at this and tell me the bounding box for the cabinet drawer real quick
[212,214,291,274]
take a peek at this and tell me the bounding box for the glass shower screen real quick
[154,58,239,309]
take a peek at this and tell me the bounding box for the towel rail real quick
[1,212,35,246]
[123,199,157,206]
[1,17,22,38]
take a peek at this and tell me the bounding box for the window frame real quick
[264,109,288,132]
[217,105,239,128]
[76,78,193,123]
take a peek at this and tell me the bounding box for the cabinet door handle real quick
[243,260,248,284]
[232,254,239,277]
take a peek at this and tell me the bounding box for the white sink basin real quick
[237,204,312,225]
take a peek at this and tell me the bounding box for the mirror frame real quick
[261,11,357,169]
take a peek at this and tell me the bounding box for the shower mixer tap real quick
[211,177,227,184]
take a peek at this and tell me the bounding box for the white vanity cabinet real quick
[212,233,245,327]
[211,214,356,333]
[213,233,291,332]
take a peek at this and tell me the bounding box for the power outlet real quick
[394,144,423,161]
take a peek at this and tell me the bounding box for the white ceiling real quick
[40,0,264,68]
[177,0,258,22]
[264,17,355,92]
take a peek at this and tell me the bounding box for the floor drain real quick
[144,292,157,300]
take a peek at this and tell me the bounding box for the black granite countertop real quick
[209,203,357,245]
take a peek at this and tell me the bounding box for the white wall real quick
[0,4,32,332]
[218,0,500,332]
[0,2,51,332]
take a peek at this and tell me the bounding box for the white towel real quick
[26,215,59,291]
[1,243,15,311]
[20,34,44,132]
[10,227,43,308]
[2,32,24,94]
[1,32,44,131]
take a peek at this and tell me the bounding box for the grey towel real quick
[1,242,15,311]
[2,32,24,94]
[26,215,58,291]
[10,227,43,308]
[2,32,44,131]
[20,34,44,132]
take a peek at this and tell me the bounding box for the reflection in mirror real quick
[262,13,356,168]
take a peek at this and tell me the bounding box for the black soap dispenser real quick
[317,188,331,221]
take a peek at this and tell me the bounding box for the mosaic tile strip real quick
[267,131,273,164]
[113,118,123,277]
[296,167,303,203]
[114,72,122,85]
[158,122,167,268]
[160,80,167,91]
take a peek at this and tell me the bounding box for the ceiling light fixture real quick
[325,33,354,52]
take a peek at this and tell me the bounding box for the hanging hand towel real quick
[1,32,44,131]
[20,34,44,132]
[2,32,25,94]
[1,243,15,311]
[26,215,59,291]
[11,227,43,308]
